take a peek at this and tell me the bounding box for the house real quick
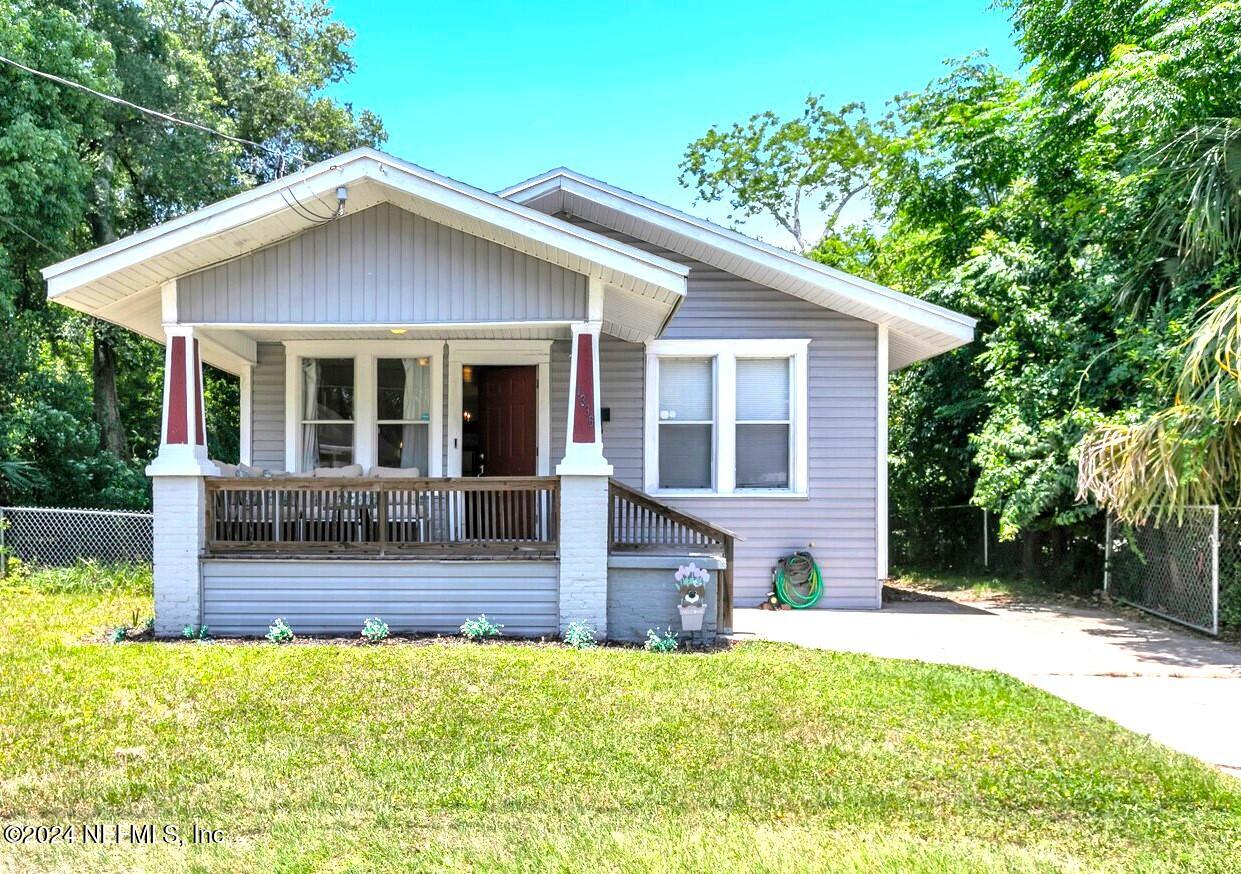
[41,148,974,640]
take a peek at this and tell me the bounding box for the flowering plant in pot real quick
[674,563,710,631]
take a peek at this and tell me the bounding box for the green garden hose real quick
[774,552,824,608]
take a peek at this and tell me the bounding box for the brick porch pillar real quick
[146,321,218,637]
[556,320,612,637]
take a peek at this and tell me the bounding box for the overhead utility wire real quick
[0,214,60,255]
[0,54,308,170]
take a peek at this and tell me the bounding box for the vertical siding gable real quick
[178,203,588,324]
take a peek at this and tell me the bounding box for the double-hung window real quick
[286,342,443,475]
[645,339,808,496]
[376,357,432,474]
[300,357,355,469]
[735,358,791,489]
[656,358,715,489]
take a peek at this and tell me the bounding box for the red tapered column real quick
[557,322,611,476]
[148,327,214,476]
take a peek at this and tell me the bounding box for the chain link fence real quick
[892,504,1103,588]
[1105,508,1219,635]
[0,507,153,571]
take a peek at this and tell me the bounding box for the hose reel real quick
[773,551,824,609]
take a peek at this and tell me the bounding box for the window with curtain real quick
[735,358,791,488]
[657,357,714,489]
[376,357,432,473]
[301,358,354,469]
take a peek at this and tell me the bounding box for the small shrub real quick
[109,625,129,644]
[460,614,503,641]
[182,624,211,641]
[361,616,389,643]
[563,620,597,650]
[644,628,678,653]
[266,617,295,643]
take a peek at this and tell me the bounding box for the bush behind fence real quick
[891,505,1105,592]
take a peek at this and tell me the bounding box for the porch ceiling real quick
[40,149,689,364]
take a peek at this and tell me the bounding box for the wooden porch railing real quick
[205,476,559,558]
[607,478,740,629]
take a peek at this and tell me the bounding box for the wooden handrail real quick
[205,475,559,558]
[204,475,559,490]
[607,478,739,631]
[607,478,741,542]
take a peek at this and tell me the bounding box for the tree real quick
[679,95,884,251]
[679,3,1241,587]
[0,0,385,506]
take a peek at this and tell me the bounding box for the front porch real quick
[196,474,734,638]
[147,312,733,641]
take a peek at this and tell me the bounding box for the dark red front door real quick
[477,365,537,476]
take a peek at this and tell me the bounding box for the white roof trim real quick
[42,148,688,307]
[500,168,976,368]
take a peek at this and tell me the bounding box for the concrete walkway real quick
[732,600,1241,775]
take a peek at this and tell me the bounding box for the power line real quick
[0,53,308,170]
[0,213,59,256]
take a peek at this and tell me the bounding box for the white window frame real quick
[374,355,437,473]
[445,340,552,476]
[298,356,358,469]
[734,356,795,490]
[644,338,809,498]
[284,340,444,474]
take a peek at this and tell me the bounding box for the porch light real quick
[389,328,407,335]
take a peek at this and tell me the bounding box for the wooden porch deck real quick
[204,474,738,626]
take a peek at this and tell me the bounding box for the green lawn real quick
[2,567,1239,872]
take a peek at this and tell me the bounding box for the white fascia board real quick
[501,169,976,344]
[43,148,688,302]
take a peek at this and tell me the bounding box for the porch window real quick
[376,357,432,473]
[735,358,791,489]
[656,358,714,489]
[300,357,354,469]
[645,339,809,497]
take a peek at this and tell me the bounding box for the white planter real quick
[678,604,706,631]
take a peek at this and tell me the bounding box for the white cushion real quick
[313,463,364,478]
[369,465,420,478]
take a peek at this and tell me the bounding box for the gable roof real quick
[41,148,688,346]
[499,168,975,370]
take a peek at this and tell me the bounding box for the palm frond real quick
[1122,117,1241,312]
[1078,404,1241,524]
[1079,288,1241,522]
[0,460,39,492]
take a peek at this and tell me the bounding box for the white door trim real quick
[446,340,553,476]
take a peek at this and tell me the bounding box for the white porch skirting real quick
[200,559,559,637]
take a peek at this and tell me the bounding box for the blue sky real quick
[328,1,1021,245]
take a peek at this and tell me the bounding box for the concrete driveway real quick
[733,599,1241,775]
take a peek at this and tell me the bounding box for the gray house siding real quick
[250,342,286,469]
[201,559,559,636]
[179,203,588,324]
[235,214,881,611]
[559,216,879,609]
